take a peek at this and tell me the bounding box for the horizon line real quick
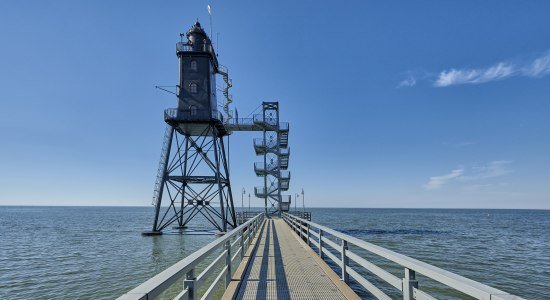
[0,204,547,210]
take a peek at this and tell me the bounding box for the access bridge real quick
[119,213,524,300]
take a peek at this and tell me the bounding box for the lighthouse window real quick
[190,106,197,116]
[190,60,197,71]
[189,82,198,94]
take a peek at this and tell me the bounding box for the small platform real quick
[223,218,359,300]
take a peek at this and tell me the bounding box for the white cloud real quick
[459,160,513,181]
[397,76,416,88]
[423,161,513,191]
[434,52,550,87]
[523,53,550,77]
[423,168,464,190]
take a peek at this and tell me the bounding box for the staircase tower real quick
[253,102,291,216]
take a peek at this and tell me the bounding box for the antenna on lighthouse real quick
[207,4,213,40]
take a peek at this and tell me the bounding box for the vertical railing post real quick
[306,223,310,246]
[318,229,324,259]
[240,229,245,259]
[225,240,232,287]
[403,268,418,300]
[246,225,251,251]
[341,240,349,283]
[183,268,195,300]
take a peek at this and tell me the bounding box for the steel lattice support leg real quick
[144,124,237,235]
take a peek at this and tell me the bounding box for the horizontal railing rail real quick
[287,211,311,221]
[227,118,254,126]
[282,213,524,300]
[118,213,265,300]
[236,211,261,225]
[164,108,223,122]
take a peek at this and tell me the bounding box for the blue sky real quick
[1,1,549,208]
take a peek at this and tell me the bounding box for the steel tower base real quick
[141,231,163,236]
[147,121,237,234]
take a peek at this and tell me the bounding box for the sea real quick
[0,207,548,299]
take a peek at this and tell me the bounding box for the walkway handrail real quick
[118,213,264,300]
[283,213,524,300]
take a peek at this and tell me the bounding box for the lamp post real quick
[241,188,246,223]
[301,188,305,212]
[248,193,251,213]
[295,193,299,214]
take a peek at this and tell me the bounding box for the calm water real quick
[0,207,548,299]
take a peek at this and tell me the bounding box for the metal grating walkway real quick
[226,219,359,300]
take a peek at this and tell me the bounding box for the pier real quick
[224,218,357,300]
[118,213,524,300]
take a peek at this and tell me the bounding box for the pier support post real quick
[403,268,418,300]
[341,240,349,283]
[183,269,195,300]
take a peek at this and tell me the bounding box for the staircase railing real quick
[218,64,233,124]
[151,125,173,206]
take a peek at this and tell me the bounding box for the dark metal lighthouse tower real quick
[144,22,236,235]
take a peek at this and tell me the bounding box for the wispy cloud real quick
[435,62,515,87]
[423,161,513,191]
[397,76,416,88]
[423,168,464,190]
[523,53,550,77]
[434,52,550,87]
[459,160,513,181]
[399,51,550,88]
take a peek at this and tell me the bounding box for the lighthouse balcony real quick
[164,108,228,136]
[176,42,219,68]
[164,108,223,122]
